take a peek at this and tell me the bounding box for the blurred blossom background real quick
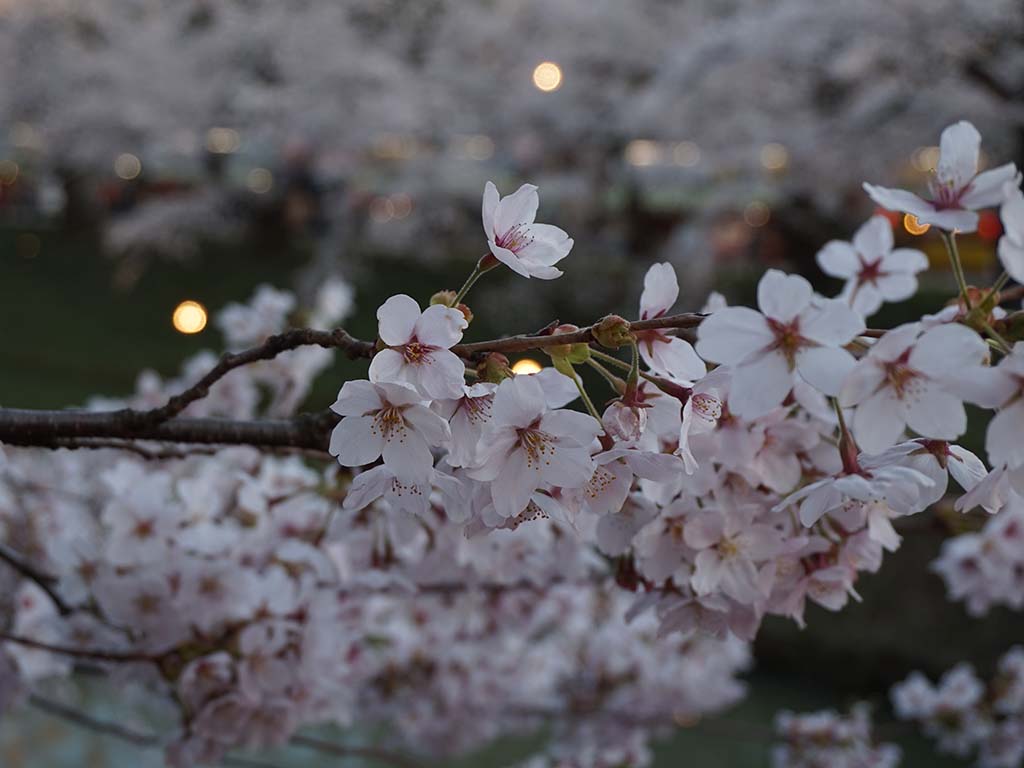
[2,0,1024,765]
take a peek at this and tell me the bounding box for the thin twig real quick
[0,632,155,663]
[0,542,72,615]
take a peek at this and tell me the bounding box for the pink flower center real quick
[691,393,722,422]
[402,340,435,365]
[929,176,969,210]
[459,394,494,424]
[372,406,408,442]
[882,351,921,397]
[767,318,809,366]
[857,257,884,285]
[495,223,534,254]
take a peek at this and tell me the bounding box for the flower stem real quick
[982,321,1012,355]
[625,340,640,398]
[585,359,626,394]
[573,374,603,424]
[451,265,484,307]
[940,231,972,310]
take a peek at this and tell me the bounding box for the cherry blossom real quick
[998,182,1024,284]
[773,704,900,768]
[816,215,929,317]
[482,182,574,279]
[839,322,988,452]
[328,380,450,482]
[368,294,468,399]
[468,375,601,518]
[696,269,864,418]
[864,120,1020,233]
[634,262,706,381]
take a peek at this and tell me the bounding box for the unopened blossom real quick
[864,120,1020,233]
[634,262,706,381]
[696,269,864,419]
[839,322,988,452]
[872,439,987,512]
[602,400,648,443]
[368,294,468,399]
[329,380,450,482]
[468,375,600,518]
[482,181,573,279]
[816,215,929,317]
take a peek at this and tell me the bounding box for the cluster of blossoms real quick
[2,121,1024,765]
[772,704,900,768]
[892,647,1024,767]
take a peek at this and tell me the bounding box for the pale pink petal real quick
[695,307,774,365]
[816,240,858,278]
[862,183,934,219]
[691,550,724,595]
[402,403,451,446]
[492,375,546,427]
[874,273,917,302]
[960,163,1020,209]
[683,511,723,548]
[998,237,1024,285]
[376,294,420,346]
[800,299,864,346]
[651,338,706,381]
[540,409,602,447]
[882,248,929,274]
[852,215,894,260]
[757,269,812,322]
[852,388,905,452]
[850,283,883,317]
[482,181,500,237]
[538,442,595,489]
[494,183,539,235]
[381,427,434,483]
[947,445,987,492]
[487,242,532,278]
[937,121,981,191]
[329,416,385,467]
[490,449,537,518]
[640,262,679,318]
[904,385,966,441]
[986,401,1024,469]
[729,350,793,419]
[796,346,855,397]
[413,349,466,400]
[916,207,979,233]
[911,323,987,378]
[330,380,383,417]
[367,348,406,385]
[414,304,467,348]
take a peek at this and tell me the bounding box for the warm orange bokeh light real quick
[172,300,208,334]
[903,213,930,236]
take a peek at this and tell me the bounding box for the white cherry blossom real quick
[368,294,468,400]
[696,269,864,419]
[839,322,988,452]
[328,380,449,482]
[998,181,1024,284]
[634,262,706,381]
[816,215,929,317]
[482,182,573,279]
[864,120,1020,233]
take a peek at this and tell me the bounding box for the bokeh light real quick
[903,213,930,235]
[512,358,543,375]
[206,127,240,154]
[246,168,273,194]
[113,153,141,180]
[760,142,789,171]
[743,201,770,227]
[172,300,208,334]
[625,139,661,167]
[673,141,701,167]
[532,61,563,92]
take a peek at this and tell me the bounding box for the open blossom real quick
[328,380,449,482]
[468,375,600,518]
[773,704,900,768]
[816,215,929,317]
[432,383,497,468]
[482,181,573,279]
[839,322,987,452]
[696,269,864,419]
[864,120,1020,233]
[685,508,785,604]
[998,182,1024,284]
[634,262,706,381]
[368,294,468,399]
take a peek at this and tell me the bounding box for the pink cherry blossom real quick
[328,380,450,482]
[839,322,988,452]
[482,181,573,279]
[368,294,468,400]
[634,262,706,381]
[696,269,864,419]
[865,120,1020,233]
[998,181,1024,284]
[816,215,929,317]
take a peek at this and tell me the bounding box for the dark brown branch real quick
[0,631,155,663]
[0,410,339,452]
[452,311,706,357]
[0,542,72,615]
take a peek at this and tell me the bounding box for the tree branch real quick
[0,542,73,616]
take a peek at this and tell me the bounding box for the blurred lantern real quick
[172,301,208,334]
[532,61,563,92]
[977,211,1001,242]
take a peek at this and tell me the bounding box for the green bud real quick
[430,290,457,306]
[592,314,634,349]
[478,352,512,383]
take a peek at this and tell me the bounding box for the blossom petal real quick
[911,323,987,378]
[800,299,864,346]
[757,269,812,322]
[937,120,980,191]
[816,240,858,278]
[377,294,421,346]
[367,349,406,385]
[329,415,385,466]
[414,304,467,348]
[986,400,1024,469]
[695,307,773,365]
[960,163,1020,210]
[729,350,792,419]
[490,449,537,518]
[494,183,539,235]
[852,215,894,261]
[862,183,934,219]
[796,346,855,396]
[482,181,499,237]
[852,388,905,452]
[331,380,384,417]
[640,262,679,318]
[904,385,966,441]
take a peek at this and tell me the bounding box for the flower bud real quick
[455,303,474,325]
[430,290,457,306]
[544,324,591,366]
[602,400,648,443]
[477,352,512,383]
[592,314,634,349]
